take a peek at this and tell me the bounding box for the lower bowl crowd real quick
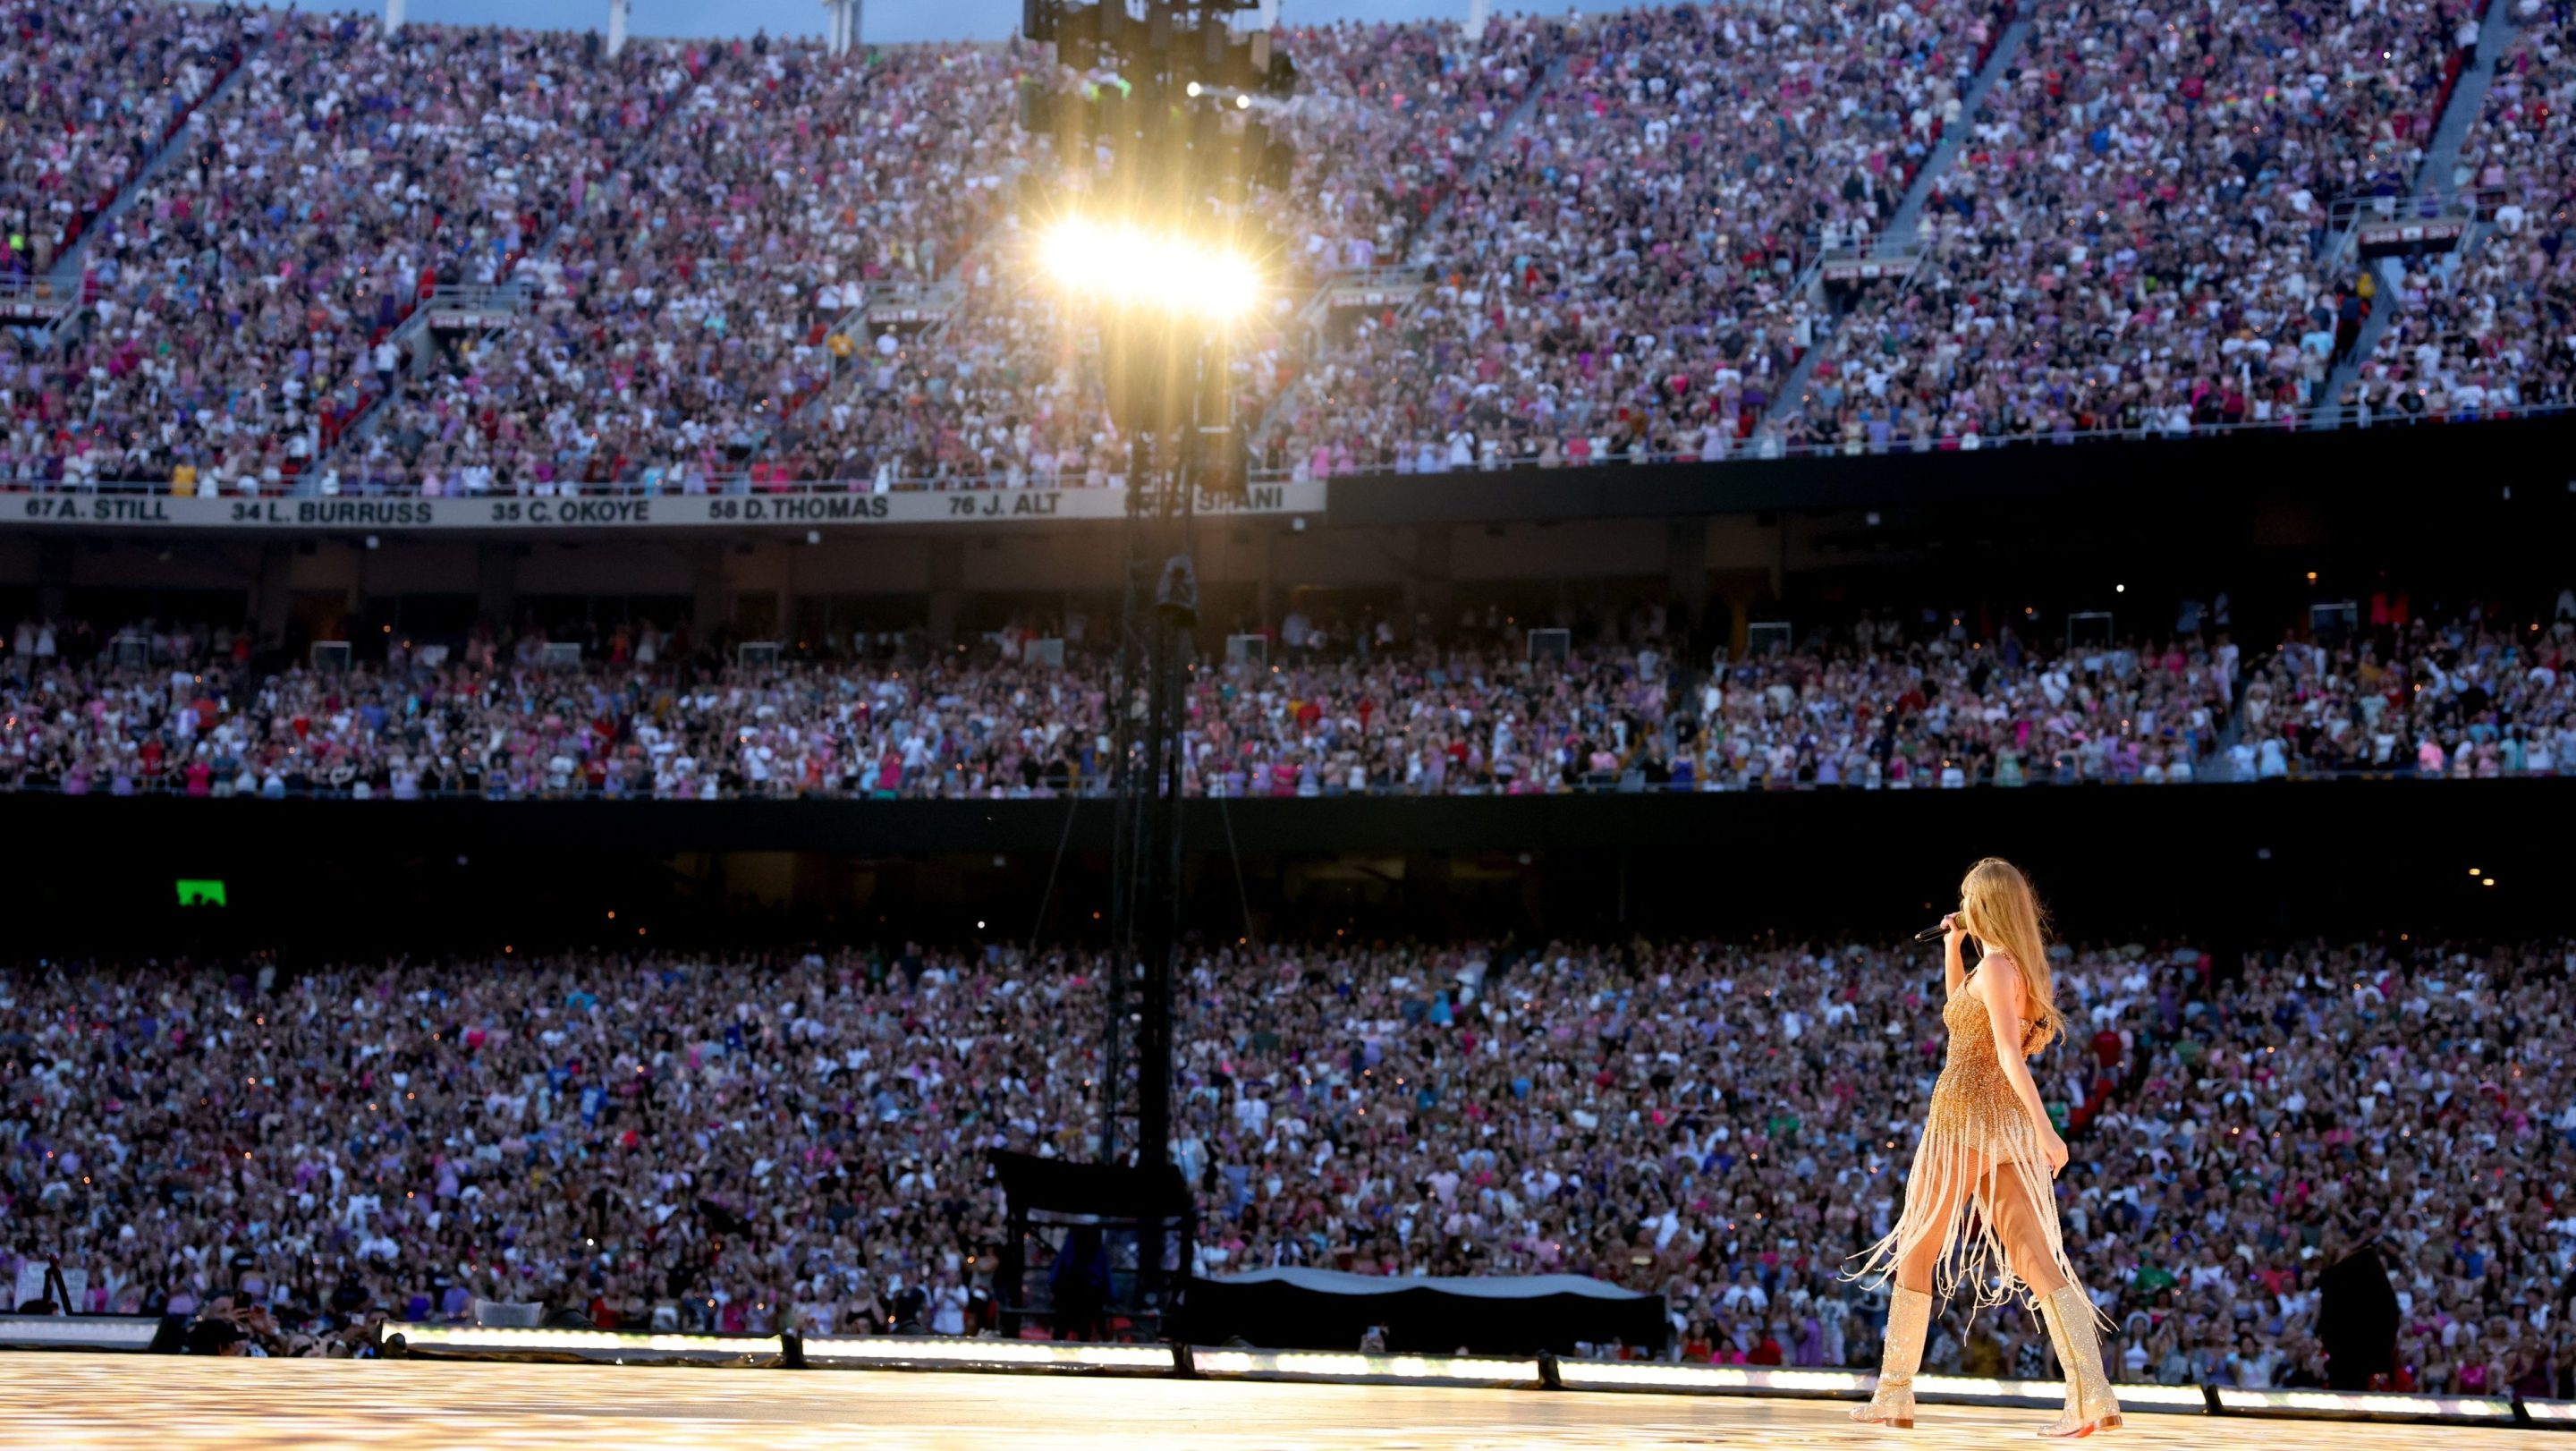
[0,933,2566,1397]
[4,591,2572,797]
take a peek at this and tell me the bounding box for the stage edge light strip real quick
[804,1336,1174,1371]
[1920,1373,2203,1407]
[2213,1387,2512,1420]
[0,1315,161,1351]
[394,1324,781,1357]
[1554,1363,1860,1395]
[1554,1362,2205,1413]
[2076,1381,2206,1407]
[1190,1349,1542,1386]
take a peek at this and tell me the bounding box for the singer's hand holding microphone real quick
[1913,912,1968,945]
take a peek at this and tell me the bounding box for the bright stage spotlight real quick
[1039,216,1261,322]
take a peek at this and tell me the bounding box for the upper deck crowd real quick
[3,0,2569,497]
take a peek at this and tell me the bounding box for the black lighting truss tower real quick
[1014,0,1292,1324]
[1092,267,1249,1193]
[1101,421,1193,1175]
[1085,342,1214,1336]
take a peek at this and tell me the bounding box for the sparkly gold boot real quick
[1852,1285,1930,1429]
[2035,1283,2122,1438]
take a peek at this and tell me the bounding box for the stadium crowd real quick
[0,932,2569,1396]
[1267,0,2004,473]
[350,40,1030,498]
[1779,0,2479,451]
[757,14,1570,490]
[7,8,698,496]
[3,590,2573,797]
[0,0,242,278]
[2340,0,2576,429]
[6,0,2572,497]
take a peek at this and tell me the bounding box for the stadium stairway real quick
[1879,10,2034,250]
[2419,0,2520,191]
[1762,7,2032,433]
[2208,684,2249,782]
[1404,51,1573,269]
[724,57,1046,471]
[1252,47,1574,461]
[1754,297,1826,444]
[524,60,716,271]
[2309,0,2519,428]
[319,53,718,468]
[2318,254,2405,425]
[758,116,1019,459]
[44,45,262,291]
[1253,278,1438,466]
[757,62,1044,470]
[762,249,983,479]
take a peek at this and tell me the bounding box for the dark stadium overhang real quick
[1322,411,2576,528]
[15,778,2573,955]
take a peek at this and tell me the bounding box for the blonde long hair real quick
[1959,856,2065,1053]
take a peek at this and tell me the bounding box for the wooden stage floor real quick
[1,1353,2546,1449]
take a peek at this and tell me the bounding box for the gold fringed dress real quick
[1849,963,2084,1317]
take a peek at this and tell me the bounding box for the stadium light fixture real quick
[1039,216,1261,323]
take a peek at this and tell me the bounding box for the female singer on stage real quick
[1848,858,2122,1437]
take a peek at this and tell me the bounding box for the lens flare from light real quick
[1040,216,1261,322]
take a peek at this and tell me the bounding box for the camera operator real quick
[181,1293,319,1357]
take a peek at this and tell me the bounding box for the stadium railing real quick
[1,763,2554,802]
[3,403,2569,499]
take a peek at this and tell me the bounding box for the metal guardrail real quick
[1808,224,1924,261]
[0,276,82,320]
[402,284,530,333]
[857,281,962,325]
[2325,185,2524,233]
[422,283,530,311]
[1324,265,1428,291]
[0,401,2567,499]
[1314,266,1429,312]
[1292,400,2576,469]
[1817,247,1923,286]
[0,764,2553,802]
[0,276,75,301]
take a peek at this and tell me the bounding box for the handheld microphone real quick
[1913,919,1953,943]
